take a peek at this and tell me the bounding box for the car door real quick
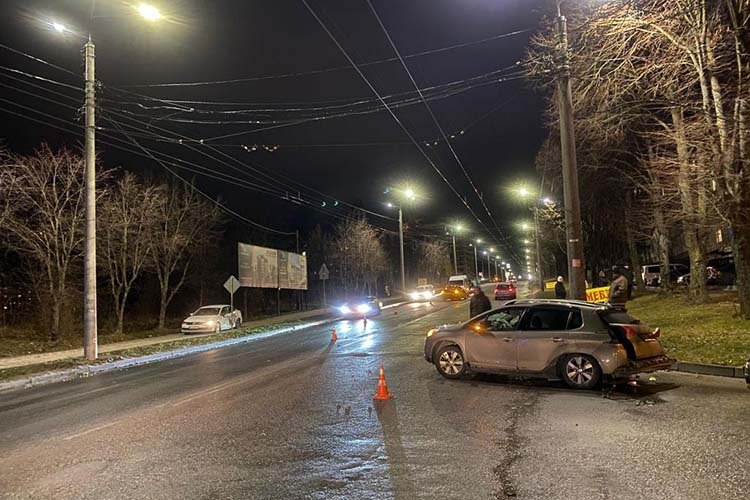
[516,306,578,373]
[465,307,526,371]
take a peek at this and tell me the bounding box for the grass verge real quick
[626,293,748,366]
[0,320,309,383]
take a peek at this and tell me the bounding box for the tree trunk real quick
[50,299,61,342]
[625,192,645,291]
[685,229,709,303]
[732,225,750,319]
[654,207,671,297]
[158,284,168,330]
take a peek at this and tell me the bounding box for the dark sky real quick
[0,0,549,266]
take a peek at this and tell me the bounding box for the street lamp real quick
[471,239,482,281]
[386,186,420,293]
[47,7,163,360]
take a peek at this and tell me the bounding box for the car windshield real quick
[194,307,222,316]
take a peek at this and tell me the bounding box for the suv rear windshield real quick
[599,310,641,325]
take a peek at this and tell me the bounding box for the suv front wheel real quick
[560,354,601,389]
[435,345,466,379]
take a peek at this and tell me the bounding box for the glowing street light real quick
[386,185,423,292]
[51,21,66,33]
[137,4,162,21]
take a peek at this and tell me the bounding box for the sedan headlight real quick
[356,303,371,314]
[409,292,420,300]
[338,305,351,314]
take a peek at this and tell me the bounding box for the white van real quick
[641,264,688,286]
[447,274,473,290]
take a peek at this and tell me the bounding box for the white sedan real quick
[181,305,243,334]
[409,285,435,302]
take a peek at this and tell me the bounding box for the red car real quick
[494,282,517,300]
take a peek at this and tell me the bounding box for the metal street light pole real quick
[556,2,586,299]
[533,207,543,290]
[83,36,97,360]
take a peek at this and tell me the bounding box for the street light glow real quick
[403,188,416,200]
[51,21,66,33]
[137,4,162,21]
[543,197,553,205]
[517,187,530,198]
[476,238,482,244]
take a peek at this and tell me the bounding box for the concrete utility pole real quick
[451,234,458,274]
[398,206,406,292]
[555,4,586,299]
[533,208,544,289]
[472,245,478,280]
[83,36,98,360]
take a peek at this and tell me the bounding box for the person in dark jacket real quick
[554,276,567,299]
[469,286,491,318]
[623,265,635,299]
[609,266,629,306]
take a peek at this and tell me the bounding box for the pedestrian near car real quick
[608,266,629,306]
[469,286,491,318]
[554,276,567,299]
[623,265,635,299]
[598,270,608,287]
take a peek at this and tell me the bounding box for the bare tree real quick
[150,181,222,329]
[0,145,107,340]
[331,216,388,295]
[99,173,163,334]
[416,240,452,284]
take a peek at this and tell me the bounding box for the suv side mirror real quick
[469,321,486,333]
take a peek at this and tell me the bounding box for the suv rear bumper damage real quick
[611,355,676,378]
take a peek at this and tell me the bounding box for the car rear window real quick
[525,308,571,331]
[498,284,509,290]
[599,311,641,325]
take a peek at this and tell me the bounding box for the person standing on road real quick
[608,266,629,306]
[623,265,635,299]
[554,276,567,299]
[469,286,491,318]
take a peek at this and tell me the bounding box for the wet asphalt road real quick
[0,289,748,499]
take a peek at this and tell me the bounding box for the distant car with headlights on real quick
[409,285,435,302]
[181,304,242,334]
[441,285,468,301]
[337,296,382,318]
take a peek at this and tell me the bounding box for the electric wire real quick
[120,28,530,88]
[366,0,521,264]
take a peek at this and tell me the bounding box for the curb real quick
[671,361,745,379]
[0,316,337,393]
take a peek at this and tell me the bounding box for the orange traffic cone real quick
[331,329,338,342]
[373,364,394,400]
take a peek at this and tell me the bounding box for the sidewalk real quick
[0,308,330,370]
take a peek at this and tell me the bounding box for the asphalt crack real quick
[493,391,540,498]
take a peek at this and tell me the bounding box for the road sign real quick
[224,275,241,294]
[319,264,329,280]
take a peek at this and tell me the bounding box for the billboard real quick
[238,243,278,288]
[237,243,308,290]
[278,251,308,290]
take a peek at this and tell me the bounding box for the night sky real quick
[0,0,549,266]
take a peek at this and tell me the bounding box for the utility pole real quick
[555,3,586,299]
[398,206,406,292]
[83,36,98,360]
[533,207,544,290]
[472,244,478,280]
[451,234,458,274]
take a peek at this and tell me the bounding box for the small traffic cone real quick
[373,364,394,400]
[331,329,338,342]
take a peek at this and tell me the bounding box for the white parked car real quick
[181,305,242,334]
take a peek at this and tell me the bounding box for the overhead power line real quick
[300,0,509,257]
[120,28,530,88]
[365,0,520,264]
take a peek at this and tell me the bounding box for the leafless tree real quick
[150,181,222,329]
[99,173,164,334]
[415,240,452,284]
[0,145,107,340]
[331,215,388,295]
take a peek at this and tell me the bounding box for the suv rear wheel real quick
[560,354,601,389]
[435,345,466,379]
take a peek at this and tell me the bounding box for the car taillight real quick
[621,325,637,340]
[652,327,661,338]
